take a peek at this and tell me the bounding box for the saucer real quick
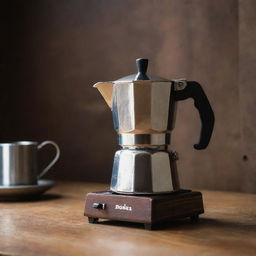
[0,180,55,201]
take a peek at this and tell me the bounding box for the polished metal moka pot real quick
[93,59,214,194]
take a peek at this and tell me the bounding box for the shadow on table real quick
[93,218,197,230]
[96,217,256,233]
[195,217,256,234]
[0,193,63,203]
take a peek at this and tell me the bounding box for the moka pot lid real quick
[114,58,170,83]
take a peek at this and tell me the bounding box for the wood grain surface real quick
[0,182,256,256]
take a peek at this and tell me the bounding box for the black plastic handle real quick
[173,81,215,150]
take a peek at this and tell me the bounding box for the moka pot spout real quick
[93,82,114,109]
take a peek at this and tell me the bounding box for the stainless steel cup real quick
[0,141,60,186]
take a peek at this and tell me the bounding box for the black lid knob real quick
[135,58,149,80]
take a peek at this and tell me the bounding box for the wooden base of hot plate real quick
[84,190,204,230]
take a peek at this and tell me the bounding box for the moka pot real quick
[93,59,214,194]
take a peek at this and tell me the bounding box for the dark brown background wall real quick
[1,0,255,193]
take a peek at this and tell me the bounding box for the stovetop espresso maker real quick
[84,58,214,230]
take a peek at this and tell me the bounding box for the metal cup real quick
[0,141,60,186]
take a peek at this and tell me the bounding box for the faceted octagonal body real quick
[110,149,177,194]
[112,81,176,134]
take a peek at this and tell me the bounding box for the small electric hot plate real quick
[84,190,204,230]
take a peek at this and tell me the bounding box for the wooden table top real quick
[0,182,256,256]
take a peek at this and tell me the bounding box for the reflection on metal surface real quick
[113,83,135,132]
[112,150,135,192]
[151,152,172,192]
[173,78,187,91]
[151,82,171,130]
[93,82,114,108]
[118,134,170,146]
[0,142,38,186]
[111,149,178,194]
[111,81,174,134]
[0,180,55,199]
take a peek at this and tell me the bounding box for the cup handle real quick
[37,140,60,179]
